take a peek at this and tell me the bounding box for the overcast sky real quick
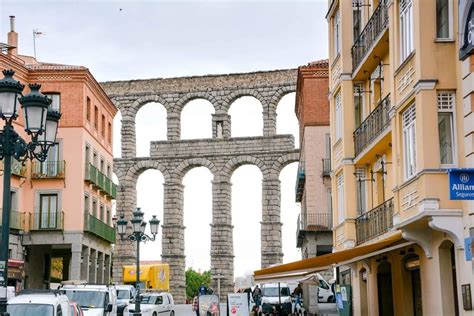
[0,0,329,278]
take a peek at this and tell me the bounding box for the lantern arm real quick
[123,231,156,243]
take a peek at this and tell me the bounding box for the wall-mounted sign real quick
[460,0,474,60]
[466,237,474,261]
[462,284,473,311]
[448,169,474,200]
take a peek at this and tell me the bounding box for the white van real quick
[62,284,117,316]
[260,283,292,315]
[7,291,71,315]
[315,273,334,303]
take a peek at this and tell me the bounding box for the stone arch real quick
[174,158,218,180]
[110,98,126,113]
[131,94,170,117]
[221,155,268,181]
[271,151,299,178]
[175,92,219,114]
[270,85,297,106]
[124,160,172,183]
[223,89,267,113]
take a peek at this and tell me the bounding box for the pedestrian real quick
[192,295,199,316]
[292,283,303,314]
[252,285,262,307]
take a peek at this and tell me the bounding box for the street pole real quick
[0,124,12,314]
[134,234,141,316]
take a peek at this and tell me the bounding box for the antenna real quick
[32,29,45,59]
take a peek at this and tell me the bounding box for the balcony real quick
[353,94,391,157]
[85,163,117,199]
[29,211,64,231]
[297,213,333,247]
[322,158,331,177]
[0,210,25,230]
[31,161,66,179]
[0,159,27,177]
[295,162,305,202]
[84,213,116,243]
[355,198,394,245]
[351,0,389,72]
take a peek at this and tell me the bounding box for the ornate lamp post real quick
[116,208,160,316]
[0,69,61,313]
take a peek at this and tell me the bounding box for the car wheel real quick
[153,313,157,316]
[170,311,175,316]
[327,295,334,303]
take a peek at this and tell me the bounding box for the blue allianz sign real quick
[449,169,474,200]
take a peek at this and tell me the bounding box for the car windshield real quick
[263,287,290,297]
[117,290,130,299]
[141,295,159,304]
[65,290,106,308]
[7,303,54,315]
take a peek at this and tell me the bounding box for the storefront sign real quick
[448,169,474,200]
[460,0,474,60]
[462,284,473,311]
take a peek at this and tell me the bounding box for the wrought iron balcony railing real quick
[295,162,305,202]
[351,0,389,71]
[353,94,391,157]
[0,159,27,177]
[84,213,116,243]
[322,158,331,177]
[31,160,66,179]
[85,163,117,199]
[305,212,333,231]
[356,198,394,245]
[0,209,25,230]
[29,211,64,231]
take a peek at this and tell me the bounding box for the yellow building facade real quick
[327,0,474,315]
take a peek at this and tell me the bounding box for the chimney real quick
[7,16,18,56]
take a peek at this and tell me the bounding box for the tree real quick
[186,268,211,301]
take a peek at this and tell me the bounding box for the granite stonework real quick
[101,69,298,303]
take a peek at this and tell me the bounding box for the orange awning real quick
[254,232,406,281]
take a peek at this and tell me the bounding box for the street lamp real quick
[116,208,160,316]
[0,69,61,314]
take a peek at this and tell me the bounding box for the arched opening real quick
[135,102,167,157]
[439,240,459,315]
[359,268,368,316]
[377,260,394,316]
[183,167,213,271]
[113,110,122,158]
[181,99,215,139]
[402,252,422,316]
[232,165,262,277]
[279,162,300,263]
[136,169,165,261]
[229,96,263,137]
[276,92,299,149]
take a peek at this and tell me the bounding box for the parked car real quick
[62,284,117,316]
[70,302,85,316]
[315,273,334,303]
[116,285,137,316]
[7,291,71,315]
[124,292,174,316]
[260,283,292,315]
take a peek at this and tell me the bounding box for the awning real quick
[254,232,405,281]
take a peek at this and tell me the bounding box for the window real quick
[335,91,342,140]
[100,158,105,173]
[334,8,341,56]
[86,97,91,121]
[325,133,331,159]
[438,92,455,165]
[353,0,363,42]
[10,190,18,211]
[100,204,104,222]
[40,141,60,177]
[45,93,61,111]
[337,173,345,224]
[436,0,452,39]
[354,83,365,127]
[108,122,112,144]
[326,188,332,215]
[107,164,111,178]
[101,114,105,137]
[355,167,367,215]
[92,199,97,217]
[85,144,90,164]
[39,194,58,229]
[84,194,90,215]
[106,207,111,225]
[400,0,414,61]
[93,151,98,167]
[94,106,99,129]
[402,104,416,179]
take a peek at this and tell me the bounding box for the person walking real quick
[252,285,262,308]
[292,283,303,314]
[192,296,199,316]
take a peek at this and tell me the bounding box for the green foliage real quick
[186,268,211,301]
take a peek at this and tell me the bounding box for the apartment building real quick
[294,60,333,260]
[327,0,473,315]
[0,17,117,290]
